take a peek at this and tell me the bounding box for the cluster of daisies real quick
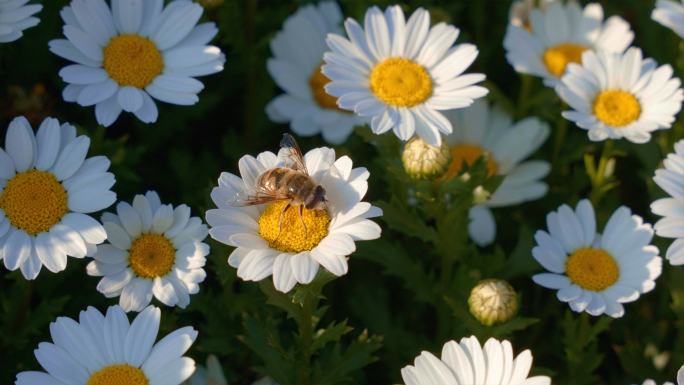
[5,0,684,383]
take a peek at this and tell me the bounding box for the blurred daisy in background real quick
[49,0,226,127]
[556,47,683,144]
[89,191,209,312]
[651,140,684,265]
[634,381,674,385]
[208,146,382,293]
[401,336,551,385]
[181,354,227,385]
[504,1,633,87]
[266,1,368,145]
[652,0,684,39]
[322,5,488,147]
[0,0,42,43]
[442,99,550,247]
[509,0,555,32]
[0,116,116,280]
[531,199,662,318]
[15,305,197,385]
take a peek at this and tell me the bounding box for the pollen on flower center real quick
[593,90,641,127]
[543,43,588,77]
[128,234,176,279]
[443,144,498,180]
[369,58,433,107]
[103,34,164,89]
[565,247,619,291]
[258,201,330,253]
[309,63,347,112]
[87,364,149,385]
[0,170,68,236]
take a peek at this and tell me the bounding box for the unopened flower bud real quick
[468,279,518,326]
[472,185,491,204]
[402,137,452,180]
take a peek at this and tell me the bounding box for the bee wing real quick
[227,185,290,207]
[280,133,309,175]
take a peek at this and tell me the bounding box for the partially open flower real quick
[402,136,452,180]
[468,279,518,326]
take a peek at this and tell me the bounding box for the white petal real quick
[152,204,174,234]
[5,116,34,173]
[50,223,88,258]
[125,305,160,366]
[117,86,144,113]
[51,136,90,181]
[104,305,130,365]
[103,222,132,250]
[34,118,62,171]
[2,229,31,271]
[61,213,107,244]
[141,326,197,375]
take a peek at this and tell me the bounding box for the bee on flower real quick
[208,134,382,293]
[49,0,226,127]
[322,4,488,147]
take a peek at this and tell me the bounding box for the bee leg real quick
[274,203,290,243]
[299,205,308,238]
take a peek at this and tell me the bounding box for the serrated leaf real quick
[311,320,353,353]
[239,314,298,385]
[311,330,383,385]
[492,317,540,339]
[374,196,439,243]
[259,280,302,322]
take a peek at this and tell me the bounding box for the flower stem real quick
[552,102,569,168]
[588,139,615,206]
[517,74,533,120]
[299,293,313,385]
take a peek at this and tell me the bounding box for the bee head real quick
[305,185,328,210]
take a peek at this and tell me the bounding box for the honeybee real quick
[228,134,328,240]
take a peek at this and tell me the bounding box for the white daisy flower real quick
[401,336,550,385]
[635,381,675,385]
[321,5,488,147]
[0,0,42,43]
[0,116,116,280]
[266,1,369,145]
[89,191,210,312]
[15,305,197,385]
[650,140,684,265]
[49,0,226,127]
[208,145,382,293]
[442,99,551,247]
[532,199,662,318]
[509,0,555,32]
[556,47,684,144]
[652,0,684,39]
[503,1,634,87]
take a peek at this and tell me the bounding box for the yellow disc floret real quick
[543,43,588,77]
[0,170,68,236]
[259,201,331,253]
[369,58,433,107]
[103,35,164,89]
[442,143,498,180]
[309,63,346,111]
[87,365,149,385]
[565,247,619,291]
[593,90,641,127]
[128,234,176,279]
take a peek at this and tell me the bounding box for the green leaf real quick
[239,314,298,385]
[492,317,540,339]
[311,320,353,353]
[291,268,338,306]
[374,196,439,244]
[311,330,383,384]
[259,280,302,322]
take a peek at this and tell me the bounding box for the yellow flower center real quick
[103,35,164,89]
[309,63,346,112]
[369,58,432,107]
[543,43,588,77]
[565,247,619,291]
[593,90,641,127]
[87,365,149,385]
[0,170,68,236]
[128,234,176,279]
[258,201,330,253]
[443,144,498,180]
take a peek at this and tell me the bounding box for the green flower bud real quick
[472,185,491,205]
[468,279,518,326]
[402,137,452,180]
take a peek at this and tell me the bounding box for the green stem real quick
[589,139,614,206]
[552,102,570,167]
[299,294,313,385]
[517,75,533,120]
